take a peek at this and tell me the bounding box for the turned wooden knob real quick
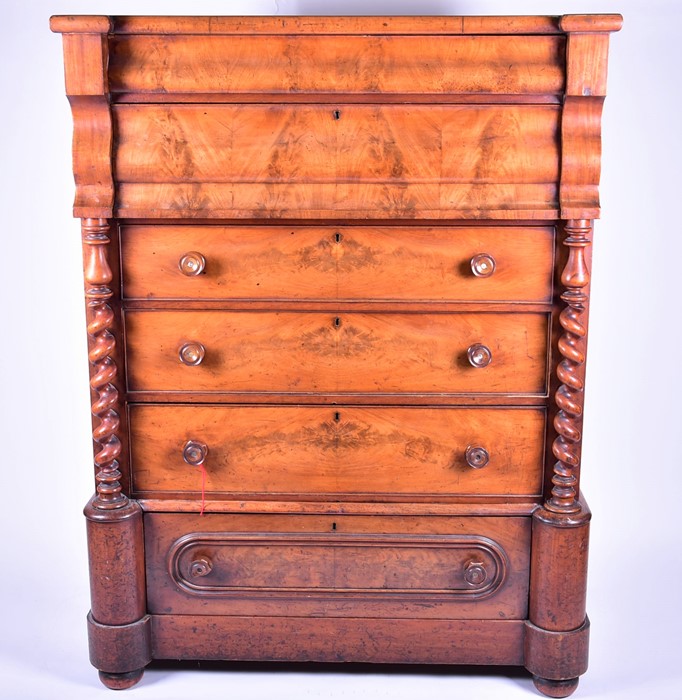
[465,445,490,469]
[179,341,205,366]
[467,343,492,368]
[183,440,208,466]
[470,253,496,278]
[463,560,488,586]
[178,251,206,276]
[189,556,213,578]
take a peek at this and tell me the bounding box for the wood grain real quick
[137,499,540,516]
[61,33,114,218]
[144,513,531,619]
[125,310,549,395]
[530,508,591,632]
[547,221,591,513]
[129,405,545,498]
[109,35,565,96]
[565,33,611,98]
[151,615,526,665]
[109,15,562,35]
[82,219,125,508]
[559,14,623,33]
[50,15,112,33]
[120,224,555,303]
[113,104,560,219]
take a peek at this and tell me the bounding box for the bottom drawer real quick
[145,513,530,620]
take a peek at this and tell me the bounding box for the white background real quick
[1,0,680,698]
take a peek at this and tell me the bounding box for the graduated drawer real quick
[124,311,549,395]
[121,225,554,303]
[144,513,531,619]
[129,405,545,498]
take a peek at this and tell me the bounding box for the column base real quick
[525,617,589,696]
[88,612,152,684]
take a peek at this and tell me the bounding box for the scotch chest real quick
[51,14,621,697]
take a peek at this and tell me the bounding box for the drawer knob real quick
[470,253,496,278]
[179,251,206,276]
[467,343,492,368]
[183,440,208,466]
[179,342,206,366]
[189,556,213,578]
[464,560,488,586]
[465,445,490,469]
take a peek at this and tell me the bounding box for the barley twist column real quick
[82,217,127,509]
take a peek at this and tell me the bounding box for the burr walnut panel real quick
[128,405,545,498]
[124,311,549,395]
[169,534,508,597]
[144,513,531,619]
[112,104,560,219]
[120,225,555,303]
[108,34,565,96]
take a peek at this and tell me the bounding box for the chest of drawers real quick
[51,14,621,697]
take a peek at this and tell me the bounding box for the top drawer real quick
[109,34,565,97]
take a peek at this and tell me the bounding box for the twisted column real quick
[547,219,591,514]
[82,218,126,509]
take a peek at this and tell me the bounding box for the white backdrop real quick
[1,1,680,698]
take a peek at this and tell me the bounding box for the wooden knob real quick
[179,341,205,366]
[189,556,213,578]
[467,343,492,368]
[183,440,208,466]
[179,251,206,276]
[463,560,488,586]
[470,253,496,278]
[465,445,490,469]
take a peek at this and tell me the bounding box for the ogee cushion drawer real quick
[129,405,545,498]
[110,31,564,96]
[124,310,549,395]
[144,512,531,619]
[120,225,555,303]
[113,103,560,219]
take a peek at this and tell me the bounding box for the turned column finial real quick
[82,218,126,509]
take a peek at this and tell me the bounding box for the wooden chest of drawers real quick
[51,14,621,697]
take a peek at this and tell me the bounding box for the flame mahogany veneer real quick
[51,14,621,696]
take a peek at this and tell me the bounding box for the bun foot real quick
[98,668,144,690]
[532,676,579,698]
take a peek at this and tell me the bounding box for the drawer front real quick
[125,311,549,394]
[144,513,531,619]
[121,225,554,303]
[110,33,564,96]
[113,104,559,218]
[129,405,545,498]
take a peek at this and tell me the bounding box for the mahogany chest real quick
[51,14,621,696]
